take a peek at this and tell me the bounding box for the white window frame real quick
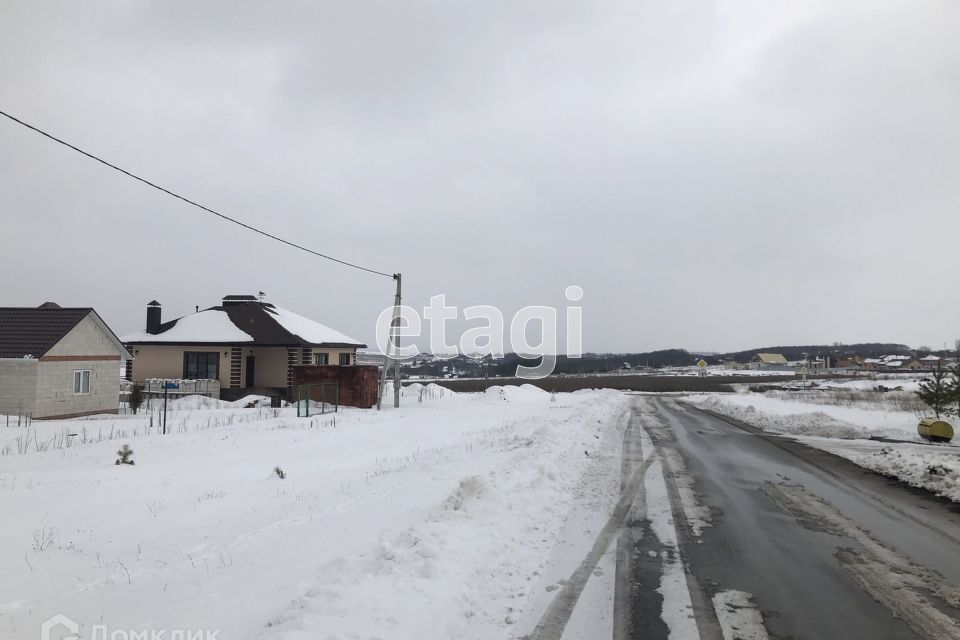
[314,353,329,365]
[73,369,91,395]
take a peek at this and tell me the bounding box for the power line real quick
[0,108,394,279]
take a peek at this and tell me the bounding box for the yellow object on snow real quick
[917,418,954,443]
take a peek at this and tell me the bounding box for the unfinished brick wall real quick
[291,365,380,409]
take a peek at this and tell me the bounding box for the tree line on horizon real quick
[401,342,940,378]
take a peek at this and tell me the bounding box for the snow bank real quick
[695,394,869,439]
[852,446,960,502]
[814,378,924,393]
[156,394,272,411]
[805,440,960,503]
[689,392,960,503]
[692,393,922,440]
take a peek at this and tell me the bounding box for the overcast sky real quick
[1,1,958,354]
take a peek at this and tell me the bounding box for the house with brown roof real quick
[0,303,131,419]
[750,353,789,370]
[123,295,367,401]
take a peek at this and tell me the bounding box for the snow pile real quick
[230,394,272,408]
[162,394,233,410]
[484,384,549,401]
[696,395,868,439]
[845,446,960,502]
[157,394,272,411]
[401,382,455,401]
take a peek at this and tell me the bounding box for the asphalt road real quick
[618,396,960,640]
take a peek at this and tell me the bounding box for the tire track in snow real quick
[525,418,656,640]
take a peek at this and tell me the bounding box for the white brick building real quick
[0,303,130,419]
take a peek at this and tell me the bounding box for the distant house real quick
[0,303,130,419]
[123,295,366,401]
[901,359,924,372]
[920,354,944,369]
[834,356,864,369]
[876,355,922,372]
[750,353,788,370]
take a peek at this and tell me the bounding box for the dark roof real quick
[0,307,93,358]
[126,301,366,348]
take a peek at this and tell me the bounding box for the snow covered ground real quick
[1,385,628,640]
[689,392,960,502]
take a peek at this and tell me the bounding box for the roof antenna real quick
[258,291,266,302]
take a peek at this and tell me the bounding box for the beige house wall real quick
[30,314,129,419]
[248,347,288,388]
[131,345,359,392]
[34,359,121,418]
[131,345,234,388]
[0,359,38,417]
[45,315,126,358]
[309,349,356,366]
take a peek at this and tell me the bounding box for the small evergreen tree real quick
[947,362,960,418]
[116,444,135,465]
[129,384,144,415]
[917,364,952,418]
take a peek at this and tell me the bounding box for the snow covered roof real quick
[921,355,943,361]
[123,300,366,348]
[123,309,254,344]
[881,354,909,363]
[752,353,787,364]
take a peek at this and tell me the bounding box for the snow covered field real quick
[689,391,960,502]
[1,385,628,640]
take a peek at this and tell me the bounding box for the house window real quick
[339,352,352,366]
[183,352,219,380]
[73,370,91,394]
[314,353,329,365]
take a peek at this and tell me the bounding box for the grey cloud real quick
[1,1,958,354]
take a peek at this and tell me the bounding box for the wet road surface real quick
[626,396,960,640]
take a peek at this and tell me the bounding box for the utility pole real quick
[378,273,403,410]
[393,273,402,409]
